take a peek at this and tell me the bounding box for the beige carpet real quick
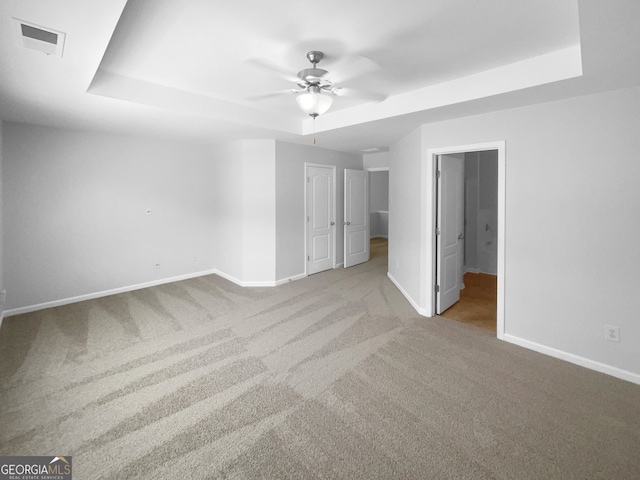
[1,239,639,479]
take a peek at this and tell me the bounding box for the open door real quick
[344,169,369,268]
[436,155,464,313]
[307,164,335,275]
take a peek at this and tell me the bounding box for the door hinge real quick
[435,284,440,293]
[307,216,309,222]
[307,255,310,261]
[435,227,440,235]
[307,177,310,183]
[437,170,441,179]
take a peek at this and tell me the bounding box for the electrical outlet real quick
[0,289,6,303]
[605,325,620,343]
[155,263,161,269]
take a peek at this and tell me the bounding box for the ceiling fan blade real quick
[328,55,381,84]
[245,89,301,101]
[243,57,299,83]
[330,87,386,102]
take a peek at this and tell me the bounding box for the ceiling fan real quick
[246,50,384,118]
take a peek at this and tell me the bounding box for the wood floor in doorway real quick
[440,272,497,332]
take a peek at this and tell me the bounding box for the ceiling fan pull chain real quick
[313,115,316,144]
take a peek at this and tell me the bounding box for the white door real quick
[436,155,464,313]
[307,165,335,275]
[344,169,369,268]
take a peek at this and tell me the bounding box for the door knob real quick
[346,222,351,225]
[330,222,335,226]
[458,233,464,240]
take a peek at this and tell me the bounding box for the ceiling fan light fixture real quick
[296,89,333,117]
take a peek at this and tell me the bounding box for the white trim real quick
[240,280,278,287]
[3,267,314,320]
[2,269,218,318]
[209,269,242,286]
[217,270,309,288]
[365,167,390,172]
[274,273,307,286]
[503,334,640,386]
[387,272,429,316]
[214,269,274,287]
[423,141,506,340]
[335,262,344,269]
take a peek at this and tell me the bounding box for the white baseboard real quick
[2,269,218,319]
[275,273,307,286]
[215,270,308,287]
[213,269,274,287]
[239,281,277,287]
[1,268,309,322]
[2,268,313,320]
[335,263,344,269]
[503,334,640,385]
[464,268,497,276]
[386,272,430,316]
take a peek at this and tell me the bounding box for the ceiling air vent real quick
[13,18,66,57]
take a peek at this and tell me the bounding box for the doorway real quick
[436,151,499,332]
[423,141,506,339]
[367,168,389,241]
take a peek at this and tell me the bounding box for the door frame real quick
[422,141,506,339]
[304,163,337,276]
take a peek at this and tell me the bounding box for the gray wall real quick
[1,126,363,310]
[464,154,479,270]
[214,141,244,281]
[369,170,389,238]
[275,141,362,281]
[0,122,4,318]
[214,140,277,285]
[389,84,640,379]
[363,151,390,170]
[3,123,217,310]
[388,126,422,304]
[464,150,498,275]
[369,171,389,211]
[241,140,276,283]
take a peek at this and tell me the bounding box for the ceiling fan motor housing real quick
[297,67,328,84]
[297,50,329,85]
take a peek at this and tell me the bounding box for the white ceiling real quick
[1,0,639,153]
